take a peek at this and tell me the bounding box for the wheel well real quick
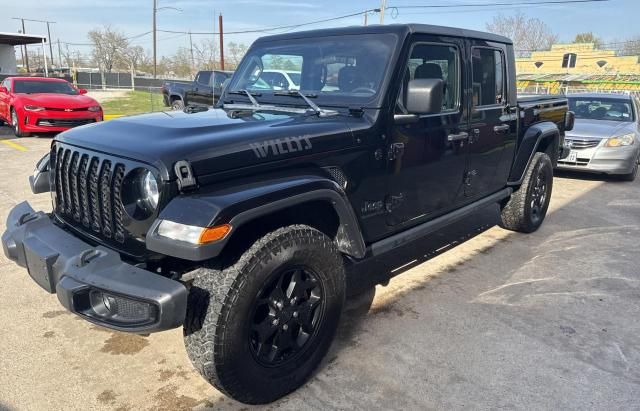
[536,133,559,164]
[170,95,182,103]
[219,200,341,264]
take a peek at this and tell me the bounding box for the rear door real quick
[464,41,517,198]
[386,36,469,227]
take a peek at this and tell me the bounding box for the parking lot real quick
[0,128,639,410]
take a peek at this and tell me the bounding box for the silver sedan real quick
[557,93,640,181]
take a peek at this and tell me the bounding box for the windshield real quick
[569,97,634,122]
[13,80,79,95]
[227,34,398,106]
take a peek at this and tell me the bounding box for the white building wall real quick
[0,44,18,74]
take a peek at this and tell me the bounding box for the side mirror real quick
[78,88,88,95]
[565,110,575,132]
[405,78,444,115]
[0,86,7,94]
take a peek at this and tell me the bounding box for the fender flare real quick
[146,175,366,261]
[169,93,183,102]
[508,122,560,186]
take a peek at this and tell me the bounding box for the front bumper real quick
[21,109,102,133]
[557,144,640,175]
[2,202,187,333]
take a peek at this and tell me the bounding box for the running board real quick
[369,188,512,256]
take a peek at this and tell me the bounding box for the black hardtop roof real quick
[255,23,512,45]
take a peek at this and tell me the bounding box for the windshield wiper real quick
[227,89,262,107]
[273,90,338,117]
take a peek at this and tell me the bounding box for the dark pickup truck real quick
[162,70,231,110]
[3,24,573,404]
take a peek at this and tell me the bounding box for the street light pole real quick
[380,0,387,24]
[46,22,54,68]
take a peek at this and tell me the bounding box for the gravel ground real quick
[0,129,639,410]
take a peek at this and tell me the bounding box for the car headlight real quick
[141,170,159,210]
[605,133,636,147]
[88,105,102,112]
[24,105,45,112]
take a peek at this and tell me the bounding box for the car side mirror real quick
[0,86,7,94]
[406,78,444,115]
[78,88,88,95]
[565,110,575,132]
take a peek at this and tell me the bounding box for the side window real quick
[472,48,505,107]
[398,43,460,113]
[3,79,10,92]
[197,71,212,86]
[261,72,288,90]
[213,73,227,89]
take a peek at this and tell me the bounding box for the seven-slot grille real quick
[53,145,127,243]
[565,138,600,150]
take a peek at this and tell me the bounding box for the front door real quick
[187,71,213,106]
[465,42,517,198]
[387,37,469,227]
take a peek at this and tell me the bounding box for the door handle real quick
[447,132,469,142]
[494,124,510,134]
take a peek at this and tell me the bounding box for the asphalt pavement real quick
[0,129,639,410]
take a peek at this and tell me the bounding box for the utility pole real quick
[153,0,157,78]
[189,31,195,76]
[12,18,30,72]
[364,11,368,26]
[380,0,387,24]
[46,22,54,68]
[57,39,62,68]
[218,13,224,71]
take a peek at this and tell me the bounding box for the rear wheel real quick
[184,225,346,404]
[11,109,30,137]
[500,152,553,233]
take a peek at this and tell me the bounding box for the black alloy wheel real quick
[250,266,324,366]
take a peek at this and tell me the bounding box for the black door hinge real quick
[388,143,405,161]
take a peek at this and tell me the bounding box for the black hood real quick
[56,108,359,180]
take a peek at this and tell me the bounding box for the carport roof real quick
[0,32,46,46]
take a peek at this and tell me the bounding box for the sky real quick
[1,0,638,61]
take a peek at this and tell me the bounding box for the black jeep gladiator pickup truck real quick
[162,70,231,110]
[3,24,572,404]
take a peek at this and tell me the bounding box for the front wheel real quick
[171,99,185,111]
[184,225,346,404]
[500,152,553,233]
[11,109,30,137]
[619,155,639,182]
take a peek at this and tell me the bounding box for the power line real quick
[391,0,611,9]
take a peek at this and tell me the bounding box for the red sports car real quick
[0,77,103,137]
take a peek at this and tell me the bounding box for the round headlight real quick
[141,170,159,209]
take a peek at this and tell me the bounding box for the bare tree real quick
[88,25,129,73]
[486,12,558,57]
[227,42,248,69]
[619,36,640,56]
[574,32,602,48]
[193,39,219,71]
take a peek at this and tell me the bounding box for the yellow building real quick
[516,43,640,93]
[516,43,640,74]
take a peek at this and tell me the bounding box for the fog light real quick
[88,290,157,325]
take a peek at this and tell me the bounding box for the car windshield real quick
[227,34,398,106]
[13,80,78,95]
[569,97,634,122]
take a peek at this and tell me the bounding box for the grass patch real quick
[101,91,166,116]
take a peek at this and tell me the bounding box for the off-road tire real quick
[500,152,553,233]
[171,99,185,111]
[11,109,30,137]
[183,225,346,404]
[619,155,639,182]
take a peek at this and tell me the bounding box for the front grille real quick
[37,118,96,128]
[558,159,590,167]
[565,138,600,150]
[53,145,127,244]
[44,107,90,112]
